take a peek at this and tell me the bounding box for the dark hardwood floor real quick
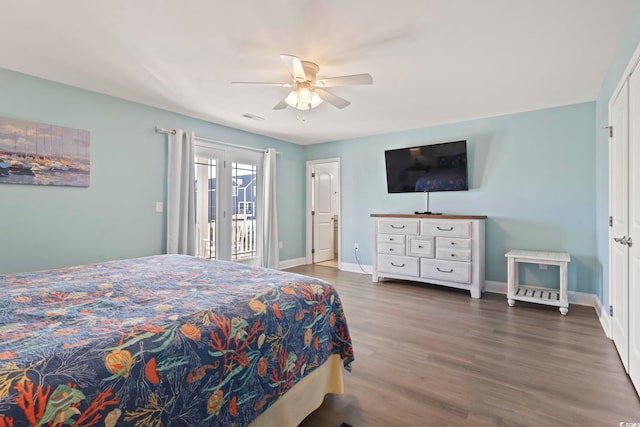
[286,264,640,427]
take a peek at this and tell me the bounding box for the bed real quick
[0,254,354,426]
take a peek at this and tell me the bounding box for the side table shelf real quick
[505,250,570,315]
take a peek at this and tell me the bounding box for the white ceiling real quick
[0,1,635,145]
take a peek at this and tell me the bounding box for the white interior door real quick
[628,61,640,391]
[313,164,335,263]
[611,78,630,371]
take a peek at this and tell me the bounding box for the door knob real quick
[614,236,634,247]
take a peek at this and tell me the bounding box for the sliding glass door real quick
[194,144,262,263]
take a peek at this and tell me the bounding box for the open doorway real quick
[306,158,340,268]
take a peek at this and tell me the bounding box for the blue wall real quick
[0,68,305,274]
[306,103,597,293]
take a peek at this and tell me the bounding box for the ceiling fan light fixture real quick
[296,101,310,111]
[310,91,323,108]
[285,90,299,106]
[298,85,312,103]
[285,83,323,110]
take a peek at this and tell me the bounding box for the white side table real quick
[505,250,570,315]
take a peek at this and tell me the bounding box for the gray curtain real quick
[261,148,279,268]
[166,130,196,255]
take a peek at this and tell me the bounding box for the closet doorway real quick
[306,159,340,268]
[609,43,640,397]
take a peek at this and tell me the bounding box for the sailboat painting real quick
[0,116,90,187]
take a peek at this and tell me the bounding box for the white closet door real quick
[611,79,630,371]
[628,61,640,391]
[313,164,335,263]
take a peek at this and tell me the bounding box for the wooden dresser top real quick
[371,213,487,220]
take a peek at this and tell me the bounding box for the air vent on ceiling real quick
[241,113,265,121]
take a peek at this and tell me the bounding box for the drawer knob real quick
[437,226,454,231]
[389,238,393,241]
[418,245,423,248]
[437,267,454,273]
[389,248,394,251]
[451,254,455,257]
[451,242,455,245]
[391,262,405,267]
[391,225,405,229]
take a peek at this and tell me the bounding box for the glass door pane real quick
[231,161,257,260]
[195,154,219,260]
[195,145,228,259]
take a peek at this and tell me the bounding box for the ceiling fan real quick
[232,54,373,111]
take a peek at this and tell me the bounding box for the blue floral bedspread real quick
[0,255,354,426]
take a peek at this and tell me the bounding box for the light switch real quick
[155,202,163,213]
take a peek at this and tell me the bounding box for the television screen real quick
[384,140,469,193]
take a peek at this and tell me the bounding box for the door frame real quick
[306,158,341,265]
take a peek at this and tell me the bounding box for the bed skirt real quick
[250,354,344,426]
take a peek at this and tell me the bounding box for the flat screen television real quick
[384,140,469,193]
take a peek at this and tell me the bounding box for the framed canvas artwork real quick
[0,116,90,187]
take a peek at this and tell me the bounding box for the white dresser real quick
[371,214,486,298]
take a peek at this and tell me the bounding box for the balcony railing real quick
[232,215,256,260]
[197,215,257,261]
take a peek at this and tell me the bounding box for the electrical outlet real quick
[354,243,359,251]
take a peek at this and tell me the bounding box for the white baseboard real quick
[484,280,507,294]
[597,300,612,339]
[278,257,306,270]
[339,262,372,275]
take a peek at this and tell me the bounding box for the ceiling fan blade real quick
[280,54,307,81]
[315,88,351,109]
[231,81,293,87]
[273,97,288,110]
[314,73,373,87]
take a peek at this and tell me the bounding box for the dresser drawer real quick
[378,255,419,277]
[436,248,471,262]
[421,221,471,238]
[421,259,471,283]
[378,242,406,256]
[377,233,406,245]
[408,237,434,257]
[378,219,419,235]
[436,237,470,249]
